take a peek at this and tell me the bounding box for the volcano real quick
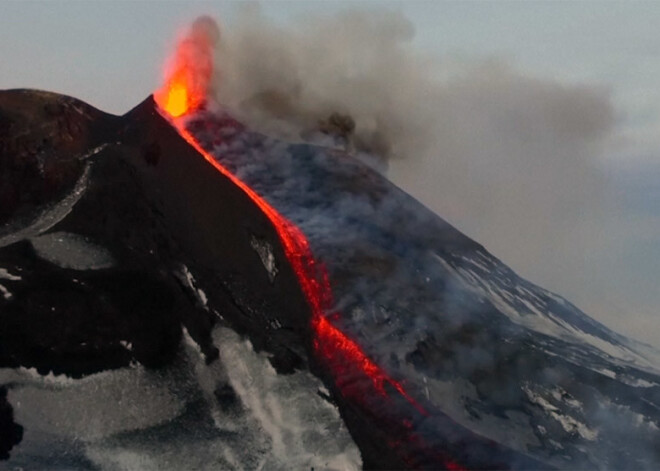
[0,88,659,470]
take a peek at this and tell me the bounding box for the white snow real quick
[460,254,490,272]
[550,388,582,410]
[75,325,361,471]
[0,163,91,248]
[30,232,115,270]
[81,144,109,160]
[432,251,658,371]
[523,386,598,441]
[214,326,361,470]
[0,268,21,280]
[599,397,660,433]
[413,374,542,451]
[596,369,617,380]
[250,236,278,282]
[627,378,657,388]
[180,264,209,309]
[0,283,12,300]
[4,365,184,441]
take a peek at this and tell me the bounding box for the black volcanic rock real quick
[0,90,320,465]
[0,90,308,381]
[118,97,314,364]
[0,89,120,225]
[0,94,208,378]
[0,387,22,460]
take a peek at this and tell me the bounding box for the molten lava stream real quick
[153,67,422,399]
[153,50,465,464]
[167,113,426,408]
[157,95,470,468]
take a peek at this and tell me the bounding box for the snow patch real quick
[549,387,582,410]
[0,268,21,280]
[599,397,660,433]
[30,232,115,270]
[5,365,184,441]
[596,368,617,380]
[81,143,109,160]
[250,236,278,282]
[627,378,657,388]
[180,264,209,309]
[0,163,91,248]
[434,252,657,370]
[0,367,85,387]
[523,386,598,441]
[214,326,361,470]
[0,283,12,300]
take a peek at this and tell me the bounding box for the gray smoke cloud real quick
[199,7,627,339]
[210,7,440,168]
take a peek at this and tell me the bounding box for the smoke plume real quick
[174,9,626,339]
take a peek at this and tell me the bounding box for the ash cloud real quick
[207,7,612,165]
[209,7,434,168]
[195,8,627,339]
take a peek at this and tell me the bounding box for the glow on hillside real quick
[154,18,216,117]
[158,79,190,118]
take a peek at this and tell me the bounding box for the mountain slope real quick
[0,90,658,469]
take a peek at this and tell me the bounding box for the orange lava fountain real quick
[154,17,217,118]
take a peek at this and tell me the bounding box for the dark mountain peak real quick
[0,89,121,226]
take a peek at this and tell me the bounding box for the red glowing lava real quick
[154,17,218,117]
[312,315,427,414]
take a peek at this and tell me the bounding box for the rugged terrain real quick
[1,89,658,469]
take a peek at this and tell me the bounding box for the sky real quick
[1,1,658,348]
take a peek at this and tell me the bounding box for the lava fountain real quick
[154,16,218,118]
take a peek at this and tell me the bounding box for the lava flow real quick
[159,105,425,414]
[152,17,464,467]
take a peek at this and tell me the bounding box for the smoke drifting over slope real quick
[206,8,612,164]
[174,9,631,341]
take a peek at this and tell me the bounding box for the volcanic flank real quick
[1,17,660,471]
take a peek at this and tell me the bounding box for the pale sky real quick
[1,1,659,348]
